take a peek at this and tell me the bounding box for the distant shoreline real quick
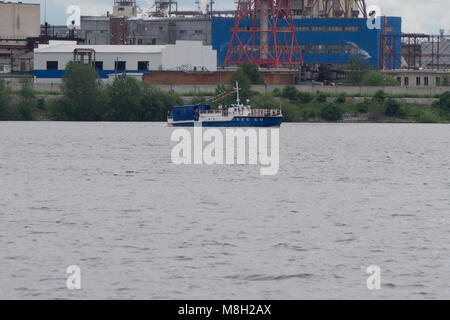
[1,119,449,124]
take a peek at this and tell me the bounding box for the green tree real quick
[249,93,279,109]
[107,74,143,121]
[272,88,282,97]
[140,86,182,121]
[282,85,298,101]
[190,95,208,106]
[215,84,228,96]
[238,63,265,84]
[385,98,405,118]
[357,99,370,113]
[14,80,36,120]
[433,91,450,111]
[55,62,108,120]
[0,77,11,120]
[316,92,327,103]
[360,71,399,86]
[321,103,343,121]
[208,83,237,107]
[373,90,386,104]
[279,101,300,122]
[297,91,314,104]
[344,55,371,85]
[335,92,347,104]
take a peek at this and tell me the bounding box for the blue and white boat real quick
[167,83,282,127]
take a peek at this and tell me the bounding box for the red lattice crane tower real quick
[224,0,303,68]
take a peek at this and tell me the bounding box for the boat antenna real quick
[235,81,240,105]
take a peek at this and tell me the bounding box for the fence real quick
[3,80,449,96]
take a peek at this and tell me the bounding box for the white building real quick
[34,40,217,83]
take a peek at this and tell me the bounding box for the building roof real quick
[35,41,166,54]
[81,16,110,21]
[0,2,40,7]
[384,69,450,74]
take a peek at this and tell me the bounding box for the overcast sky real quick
[22,0,450,34]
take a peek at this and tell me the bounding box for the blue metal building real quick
[212,17,402,69]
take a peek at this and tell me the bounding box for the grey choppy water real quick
[0,122,449,299]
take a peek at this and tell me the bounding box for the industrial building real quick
[290,0,364,17]
[78,15,211,46]
[69,0,401,72]
[0,1,40,38]
[0,1,86,74]
[400,31,450,70]
[214,16,401,69]
[126,17,212,46]
[384,69,448,88]
[0,1,40,73]
[0,0,444,86]
[79,16,110,45]
[33,40,217,83]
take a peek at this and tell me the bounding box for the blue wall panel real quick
[212,17,402,69]
[35,70,151,79]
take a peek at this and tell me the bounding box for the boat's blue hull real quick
[171,116,282,127]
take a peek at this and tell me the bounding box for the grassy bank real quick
[255,88,450,123]
[1,63,449,123]
[189,87,450,123]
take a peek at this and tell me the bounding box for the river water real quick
[0,122,449,299]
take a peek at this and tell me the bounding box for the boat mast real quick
[235,81,240,105]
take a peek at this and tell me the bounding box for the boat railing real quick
[251,109,281,117]
[200,110,223,115]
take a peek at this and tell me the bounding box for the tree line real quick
[344,55,400,86]
[51,62,183,121]
[0,61,265,121]
[0,79,44,121]
[1,59,449,123]
[0,62,183,121]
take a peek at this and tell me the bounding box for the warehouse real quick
[44,1,402,71]
[33,40,217,83]
[74,15,401,70]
